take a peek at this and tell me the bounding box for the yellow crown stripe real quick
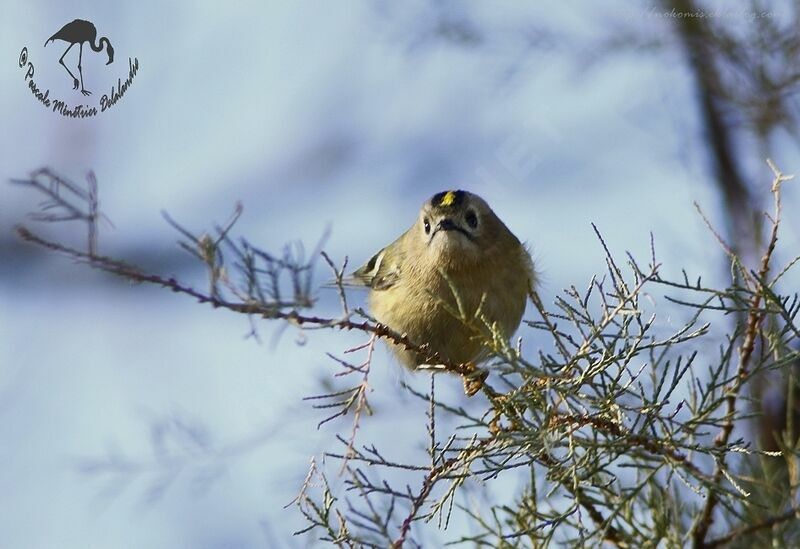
[440,191,456,206]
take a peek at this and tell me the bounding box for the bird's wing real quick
[351,235,405,291]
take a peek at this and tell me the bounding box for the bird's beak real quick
[437,218,458,232]
[434,218,475,241]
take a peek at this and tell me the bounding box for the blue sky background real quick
[2,1,799,547]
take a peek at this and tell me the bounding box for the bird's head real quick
[414,190,513,267]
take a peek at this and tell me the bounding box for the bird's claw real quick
[72,79,79,90]
[81,90,92,96]
[462,367,489,397]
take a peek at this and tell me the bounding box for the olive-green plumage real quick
[352,190,535,369]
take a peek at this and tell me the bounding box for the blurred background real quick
[1,1,799,547]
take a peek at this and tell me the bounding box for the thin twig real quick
[704,505,800,547]
[691,160,792,548]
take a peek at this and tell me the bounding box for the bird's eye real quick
[465,210,478,229]
[423,218,431,234]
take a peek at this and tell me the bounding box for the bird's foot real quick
[72,79,79,90]
[416,361,488,397]
[462,365,489,397]
[81,89,92,97]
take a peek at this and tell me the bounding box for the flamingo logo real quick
[17,18,138,117]
[44,19,114,96]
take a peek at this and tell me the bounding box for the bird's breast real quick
[368,250,530,367]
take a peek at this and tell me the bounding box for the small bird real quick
[351,190,535,394]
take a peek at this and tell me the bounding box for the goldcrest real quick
[352,190,535,391]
